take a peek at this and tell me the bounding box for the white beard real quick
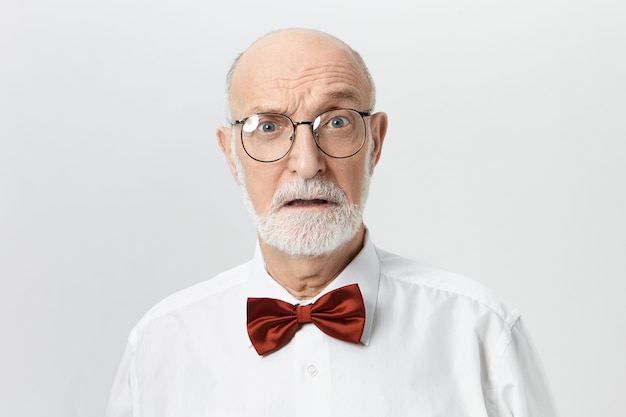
[255,176,365,257]
[231,136,371,258]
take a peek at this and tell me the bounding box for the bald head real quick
[225,28,376,119]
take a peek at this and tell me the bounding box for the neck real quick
[259,225,366,300]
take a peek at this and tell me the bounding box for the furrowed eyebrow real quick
[324,89,361,103]
[237,89,365,119]
[246,106,284,115]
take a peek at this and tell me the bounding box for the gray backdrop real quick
[1,0,624,416]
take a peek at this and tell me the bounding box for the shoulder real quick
[129,260,251,339]
[376,247,515,322]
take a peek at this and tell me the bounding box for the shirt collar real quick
[246,231,380,347]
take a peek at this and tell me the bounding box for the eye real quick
[328,116,349,128]
[260,122,277,133]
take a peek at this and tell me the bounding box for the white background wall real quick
[1,0,624,416]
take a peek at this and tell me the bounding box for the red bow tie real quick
[247,284,366,356]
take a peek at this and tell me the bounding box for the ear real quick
[368,112,388,174]
[217,126,239,181]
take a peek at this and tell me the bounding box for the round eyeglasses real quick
[231,108,371,163]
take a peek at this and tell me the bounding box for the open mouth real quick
[285,198,332,206]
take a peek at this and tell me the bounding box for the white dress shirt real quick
[105,234,558,417]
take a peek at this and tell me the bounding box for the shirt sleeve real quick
[104,340,137,417]
[490,312,559,417]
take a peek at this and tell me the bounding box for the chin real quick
[257,207,363,258]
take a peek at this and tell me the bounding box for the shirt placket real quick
[293,319,332,417]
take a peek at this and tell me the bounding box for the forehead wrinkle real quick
[275,75,366,106]
[242,87,364,118]
[260,70,365,92]
[231,58,370,117]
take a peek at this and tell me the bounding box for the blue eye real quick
[260,122,277,133]
[329,116,349,128]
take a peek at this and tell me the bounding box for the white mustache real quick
[269,177,347,212]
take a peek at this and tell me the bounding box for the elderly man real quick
[105,29,557,416]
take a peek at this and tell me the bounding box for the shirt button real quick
[306,364,319,376]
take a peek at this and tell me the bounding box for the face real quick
[217,30,387,257]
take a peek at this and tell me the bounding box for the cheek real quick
[241,164,284,213]
[334,163,368,204]
[346,177,365,204]
[247,180,271,212]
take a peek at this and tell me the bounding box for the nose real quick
[286,123,325,179]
